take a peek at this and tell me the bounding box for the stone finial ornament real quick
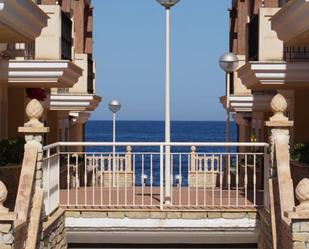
[25,99,44,127]
[269,93,288,122]
[295,178,309,211]
[0,181,8,213]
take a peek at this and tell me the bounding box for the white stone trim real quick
[65,217,257,229]
[238,61,309,90]
[0,60,83,88]
[50,94,101,111]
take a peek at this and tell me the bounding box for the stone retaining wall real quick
[39,210,67,249]
[65,210,258,220]
[292,219,309,249]
[0,220,14,249]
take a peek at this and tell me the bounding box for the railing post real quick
[160,145,164,210]
[18,99,49,189]
[265,93,294,249]
[165,145,171,205]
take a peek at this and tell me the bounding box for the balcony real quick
[238,61,309,90]
[220,94,274,112]
[272,0,309,45]
[42,142,269,215]
[49,94,101,111]
[0,0,47,42]
[0,60,82,88]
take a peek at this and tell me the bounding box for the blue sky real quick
[91,0,231,121]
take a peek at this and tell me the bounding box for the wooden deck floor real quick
[60,187,262,209]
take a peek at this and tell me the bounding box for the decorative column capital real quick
[18,99,49,137]
[265,93,294,127]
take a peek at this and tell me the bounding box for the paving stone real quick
[108,212,125,218]
[294,242,306,249]
[2,233,13,244]
[65,211,80,218]
[301,223,309,232]
[0,245,13,249]
[293,233,309,242]
[166,212,182,219]
[248,212,257,219]
[0,224,11,234]
[221,212,247,219]
[294,222,302,232]
[81,212,107,218]
[207,212,221,219]
[182,212,206,219]
[125,212,150,219]
[150,212,167,219]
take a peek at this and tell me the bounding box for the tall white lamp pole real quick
[219,52,239,144]
[108,100,121,187]
[156,0,180,205]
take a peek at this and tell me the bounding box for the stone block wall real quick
[65,210,257,220]
[0,221,14,249]
[292,220,309,249]
[39,211,67,249]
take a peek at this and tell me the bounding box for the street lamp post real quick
[219,52,239,144]
[108,100,121,187]
[156,0,180,205]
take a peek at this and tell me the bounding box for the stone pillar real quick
[265,93,294,249]
[18,99,49,189]
[286,178,309,249]
[0,181,16,249]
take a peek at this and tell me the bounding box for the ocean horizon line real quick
[88,119,231,122]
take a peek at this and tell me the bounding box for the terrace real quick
[42,141,269,215]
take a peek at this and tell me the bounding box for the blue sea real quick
[85,121,237,187]
[85,121,237,143]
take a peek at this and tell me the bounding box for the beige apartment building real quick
[0,0,101,145]
[222,0,309,147]
[1,0,309,249]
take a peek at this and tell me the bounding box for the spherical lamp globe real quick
[108,100,121,114]
[219,52,239,73]
[156,0,181,8]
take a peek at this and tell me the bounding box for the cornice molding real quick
[271,0,309,44]
[0,0,48,42]
[0,60,82,88]
[238,61,309,90]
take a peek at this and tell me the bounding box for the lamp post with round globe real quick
[156,0,180,205]
[219,52,239,143]
[108,100,121,186]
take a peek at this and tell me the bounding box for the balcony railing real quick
[42,142,269,215]
[284,46,309,62]
[4,43,35,60]
[61,12,72,61]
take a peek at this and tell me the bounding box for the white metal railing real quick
[42,142,269,215]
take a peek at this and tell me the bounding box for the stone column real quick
[265,93,294,249]
[0,181,16,249]
[286,178,309,249]
[18,99,49,188]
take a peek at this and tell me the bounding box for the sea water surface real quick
[85,120,237,143]
[85,121,237,186]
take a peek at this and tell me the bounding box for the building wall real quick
[0,81,8,140]
[35,5,62,60]
[7,88,25,139]
[294,90,309,144]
